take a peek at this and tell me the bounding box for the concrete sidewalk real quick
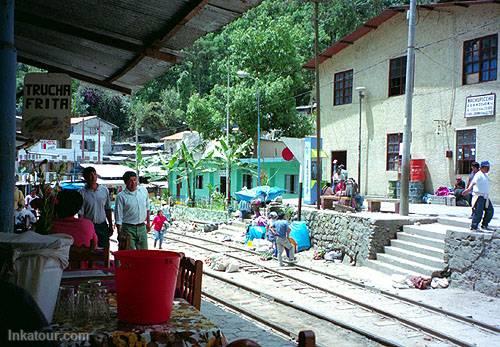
[284,198,500,227]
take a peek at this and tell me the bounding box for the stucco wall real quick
[445,229,499,297]
[319,4,500,203]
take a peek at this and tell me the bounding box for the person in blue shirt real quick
[269,212,296,266]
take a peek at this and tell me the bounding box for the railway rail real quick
[164,229,500,347]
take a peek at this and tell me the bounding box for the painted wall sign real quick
[22,73,72,139]
[303,140,312,203]
[465,93,496,118]
[40,140,57,151]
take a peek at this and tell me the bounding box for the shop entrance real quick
[331,150,347,181]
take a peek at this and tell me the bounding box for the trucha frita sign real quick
[465,93,496,118]
[22,73,72,140]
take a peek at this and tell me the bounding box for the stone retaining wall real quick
[302,208,434,266]
[445,230,499,297]
[171,206,229,223]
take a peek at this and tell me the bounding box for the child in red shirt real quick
[152,210,168,249]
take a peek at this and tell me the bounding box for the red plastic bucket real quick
[410,159,426,182]
[114,250,181,324]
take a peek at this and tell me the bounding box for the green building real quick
[168,157,300,203]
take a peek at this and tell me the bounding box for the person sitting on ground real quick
[51,190,98,248]
[269,212,296,267]
[321,182,334,196]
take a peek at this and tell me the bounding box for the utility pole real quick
[226,68,230,206]
[81,117,85,162]
[400,0,417,216]
[314,0,321,210]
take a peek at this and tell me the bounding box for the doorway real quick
[331,150,347,178]
[220,176,227,196]
[176,175,182,199]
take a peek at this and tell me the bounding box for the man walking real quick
[114,171,151,249]
[79,167,113,248]
[463,161,494,231]
[269,212,296,266]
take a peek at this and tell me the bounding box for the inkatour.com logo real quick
[8,329,89,342]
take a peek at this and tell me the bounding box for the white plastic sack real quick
[0,232,73,323]
[225,263,239,273]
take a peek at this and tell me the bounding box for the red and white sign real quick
[40,140,57,151]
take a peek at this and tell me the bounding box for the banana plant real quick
[212,138,255,204]
[171,142,216,207]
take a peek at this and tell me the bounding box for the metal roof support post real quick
[0,0,16,233]
[400,0,417,216]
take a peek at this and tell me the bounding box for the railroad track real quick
[163,230,500,347]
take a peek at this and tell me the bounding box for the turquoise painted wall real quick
[168,158,300,202]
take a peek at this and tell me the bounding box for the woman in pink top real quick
[51,190,98,248]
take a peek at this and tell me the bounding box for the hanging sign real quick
[22,73,72,140]
[465,93,496,118]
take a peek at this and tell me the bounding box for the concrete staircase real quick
[366,218,471,277]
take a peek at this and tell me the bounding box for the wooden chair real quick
[175,255,203,310]
[68,240,110,270]
[226,330,315,347]
[298,330,316,347]
[227,340,261,347]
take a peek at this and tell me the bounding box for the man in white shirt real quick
[114,171,151,249]
[463,161,494,231]
[79,166,114,248]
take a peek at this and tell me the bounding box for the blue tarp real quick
[235,185,285,203]
[245,225,266,243]
[59,181,85,190]
[289,221,311,252]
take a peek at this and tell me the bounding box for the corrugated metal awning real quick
[15,0,261,94]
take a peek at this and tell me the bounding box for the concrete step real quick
[376,253,440,277]
[365,260,428,278]
[397,232,445,249]
[384,246,445,268]
[437,217,472,229]
[403,224,448,240]
[390,239,444,258]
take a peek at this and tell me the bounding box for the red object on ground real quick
[282,147,294,161]
[114,250,181,324]
[410,159,426,182]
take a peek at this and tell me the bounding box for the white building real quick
[18,116,118,181]
[305,1,499,203]
[20,116,117,163]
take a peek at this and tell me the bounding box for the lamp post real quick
[355,86,366,193]
[237,70,261,186]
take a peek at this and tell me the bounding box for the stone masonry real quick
[302,208,434,266]
[172,206,229,223]
[445,230,499,297]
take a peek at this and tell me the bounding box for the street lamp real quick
[355,86,366,193]
[237,70,261,186]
